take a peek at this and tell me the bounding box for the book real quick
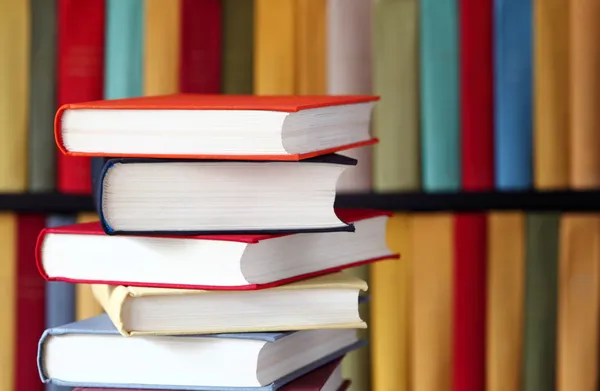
[523,213,559,391]
[486,212,525,391]
[180,0,221,93]
[37,209,397,289]
[71,358,350,391]
[254,0,295,95]
[459,0,494,190]
[45,215,76,391]
[0,0,29,192]
[90,155,358,235]
[57,0,105,194]
[143,0,181,96]
[371,214,411,391]
[91,272,367,336]
[493,0,533,189]
[38,314,364,390]
[326,0,373,193]
[55,94,378,160]
[295,0,326,95]
[28,0,57,192]
[0,214,17,391]
[453,214,487,391]
[420,0,460,192]
[533,0,569,189]
[373,0,420,192]
[222,0,254,94]
[411,214,453,391]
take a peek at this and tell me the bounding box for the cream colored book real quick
[93,272,367,336]
[76,213,102,321]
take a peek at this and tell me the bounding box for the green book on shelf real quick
[523,213,559,391]
[373,0,420,192]
[28,0,57,192]
[222,0,253,94]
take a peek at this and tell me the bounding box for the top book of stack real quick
[55,94,379,160]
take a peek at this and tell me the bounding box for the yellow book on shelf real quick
[254,0,295,95]
[557,215,600,391]
[373,0,420,192]
[143,0,181,96]
[295,0,326,95]
[92,272,368,336]
[76,213,103,320]
[0,0,29,191]
[533,0,569,189]
[569,1,600,188]
[411,214,452,391]
[486,212,525,391]
[0,214,16,391]
[371,214,411,391]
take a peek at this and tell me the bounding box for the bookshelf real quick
[6,191,600,213]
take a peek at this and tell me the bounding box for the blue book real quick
[45,215,76,391]
[38,314,365,391]
[92,0,144,199]
[493,0,533,189]
[419,0,460,192]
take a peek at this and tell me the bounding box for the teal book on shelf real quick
[493,0,533,189]
[419,0,460,192]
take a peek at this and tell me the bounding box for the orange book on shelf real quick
[75,213,103,321]
[295,0,326,95]
[411,214,453,391]
[54,94,378,161]
[486,212,525,391]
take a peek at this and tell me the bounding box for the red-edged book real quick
[56,0,105,194]
[54,94,378,160]
[36,209,398,290]
[456,1,494,390]
[15,215,47,391]
[180,0,222,93]
[72,358,350,391]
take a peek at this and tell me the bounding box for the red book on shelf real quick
[15,215,47,391]
[179,0,221,93]
[56,0,105,194]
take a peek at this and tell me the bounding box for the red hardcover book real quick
[15,215,47,391]
[179,0,221,93]
[56,0,105,194]
[460,0,494,189]
[36,209,398,290]
[453,213,487,391]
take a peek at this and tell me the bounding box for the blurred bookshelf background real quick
[1,0,599,391]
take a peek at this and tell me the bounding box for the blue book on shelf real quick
[38,314,365,391]
[419,0,460,192]
[45,215,76,391]
[493,0,533,189]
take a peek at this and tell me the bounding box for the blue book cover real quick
[45,215,77,391]
[493,0,533,189]
[38,315,365,391]
[419,0,460,192]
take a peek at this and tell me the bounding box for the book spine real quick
[179,0,222,93]
[221,0,254,94]
[459,0,494,190]
[57,0,105,195]
[493,0,533,190]
[0,214,17,390]
[420,0,460,192]
[28,0,57,192]
[16,215,47,391]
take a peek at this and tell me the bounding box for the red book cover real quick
[15,215,47,391]
[453,213,487,391]
[460,0,494,190]
[179,0,221,93]
[36,209,398,290]
[56,0,105,194]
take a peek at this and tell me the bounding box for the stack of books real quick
[35,94,398,390]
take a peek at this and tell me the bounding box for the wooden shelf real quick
[2,191,600,213]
